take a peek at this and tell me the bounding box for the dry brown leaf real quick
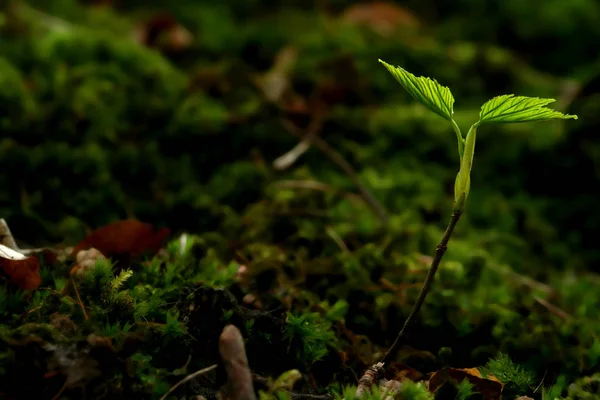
[429,367,503,400]
[69,220,170,261]
[0,243,41,290]
[341,2,420,37]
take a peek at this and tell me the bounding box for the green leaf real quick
[379,59,454,121]
[478,94,577,124]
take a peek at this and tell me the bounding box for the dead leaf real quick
[68,220,170,261]
[429,367,503,400]
[0,243,41,290]
[341,2,420,37]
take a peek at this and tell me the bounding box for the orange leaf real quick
[429,367,503,400]
[0,244,41,290]
[69,220,170,260]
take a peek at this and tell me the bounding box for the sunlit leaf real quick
[379,59,454,121]
[478,94,577,124]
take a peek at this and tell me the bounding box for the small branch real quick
[280,119,388,226]
[325,225,349,253]
[356,210,462,397]
[70,277,89,320]
[160,364,218,400]
[533,296,573,321]
[381,209,462,364]
[273,105,324,170]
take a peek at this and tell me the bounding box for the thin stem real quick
[160,364,218,400]
[451,119,464,159]
[380,209,462,365]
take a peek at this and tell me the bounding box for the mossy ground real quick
[1,1,600,399]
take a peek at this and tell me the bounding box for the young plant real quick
[358,60,578,381]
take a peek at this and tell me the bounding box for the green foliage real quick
[0,1,598,398]
[399,381,435,400]
[378,59,455,121]
[543,375,568,400]
[378,61,578,210]
[566,373,600,399]
[258,369,302,400]
[284,312,338,365]
[331,381,433,400]
[480,353,534,397]
[455,379,475,400]
[478,95,577,124]
[321,299,349,322]
[160,310,187,345]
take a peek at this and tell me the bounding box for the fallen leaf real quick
[429,367,503,400]
[69,220,170,261]
[341,2,420,37]
[0,243,41,290]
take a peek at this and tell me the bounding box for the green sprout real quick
[371,60,578,368]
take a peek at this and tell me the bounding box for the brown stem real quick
[355,209,462,397]
[380,209,462,365]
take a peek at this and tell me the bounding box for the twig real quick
[356,210,462,396]
[325,226,349,253]
[381,209,462,364]
[219,325,257,400]
[533,296,573,321]
[280,119,389,226]
[70,277,89,320]
[159,364,218,400]
[273,105,324,170]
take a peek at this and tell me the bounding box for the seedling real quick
[362,60,578,377]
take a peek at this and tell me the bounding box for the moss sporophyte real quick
[355,60,578,391]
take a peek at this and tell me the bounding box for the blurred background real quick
[2,0,599,265]
[1,0,600,378]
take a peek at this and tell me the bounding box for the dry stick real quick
[273,103,325,171]
[533,296,573,321]
[70,276,89,320]
[160,364,218,400]
[280,119,389,226]
[355,209,462,396]
[381,209,462,363]
[160,364,217,400]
